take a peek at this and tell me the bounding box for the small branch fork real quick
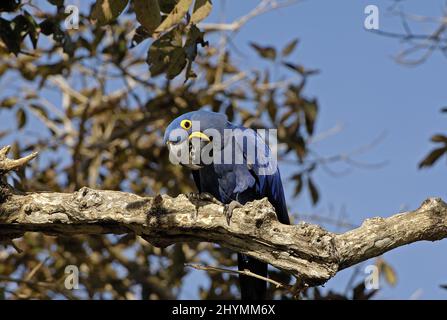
[200,0,301,33]
[0,146,37,175]
[1,146,447,289]
[370,0,447,65]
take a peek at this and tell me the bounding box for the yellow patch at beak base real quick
[188,131,210,142]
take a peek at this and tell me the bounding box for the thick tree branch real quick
[1,147,447,287]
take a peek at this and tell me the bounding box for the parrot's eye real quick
[180,119,192,130]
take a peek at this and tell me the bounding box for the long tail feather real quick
[237,253,267,300]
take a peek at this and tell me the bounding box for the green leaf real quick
[167,47,187,79]
[295,135,306,160]
[154,0,193,34]
[266,92,276,121]
[292,174,303,196]
[183,24,207,80]
[134,0,161,34]
[283,62,319,76]
[307,177,319,205]
[158,0,178,13]
[147,27,185,78]
[29,103,48,119]
[11,12,39,48]
[0,17,21,55]
[383,263,397,286]
[131,26,151,47]
[250,42,276,60]
[23,10,39,49]
[16,108,27,129]
[147,22,205,80]
[352,282,378,300]
[224,102,234,121]
[303,99,318,135]
[284,62,305,73]
[419,147,447,168]
[91,0,129,26]
[39,19,57,35]
[430,134,447,143]
[281,38,298,57]
[377,259,397,287]
[0,64,7,77]
[0,97,18,109]
[191,0,212,24]
[0,0,21,12]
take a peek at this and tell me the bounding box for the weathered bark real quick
[1,146,447,286]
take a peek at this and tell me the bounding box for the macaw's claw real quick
[187,192,220,204]
[223,200,242,226]
[187,192,222,220]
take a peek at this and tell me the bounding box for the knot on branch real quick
[419,197,447,212]
[147,194,167,216]
[360,216,385,228]
[0,145,38,176]
[237,197,278,226]
[73,187,104,209]
[0,183,12,203]
[297,222,334,245]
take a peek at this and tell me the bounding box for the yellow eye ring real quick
[180,119,192,130]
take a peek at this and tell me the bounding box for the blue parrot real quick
[163,110,290,300]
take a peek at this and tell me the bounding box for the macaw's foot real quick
[187,192,211,202]
[187,192,221,204]
[224,200,242,226]
[187,192,222,219]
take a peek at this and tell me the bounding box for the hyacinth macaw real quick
[163,110,290,300]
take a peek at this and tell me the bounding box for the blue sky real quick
[1,0,446,299]
[180,0,447,299]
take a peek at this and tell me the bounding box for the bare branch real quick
[200,0,301,33]
[370,1,447,65]
[1,181,446,287]
[186,263,293,291]
[0,145,38,175]
[336,197,447,269]
[1,146,446,288]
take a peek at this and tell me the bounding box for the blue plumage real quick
[164,110,290,299]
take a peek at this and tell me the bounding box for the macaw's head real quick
[163,110,229,170]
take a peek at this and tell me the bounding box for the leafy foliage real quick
[0,0,213,80]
